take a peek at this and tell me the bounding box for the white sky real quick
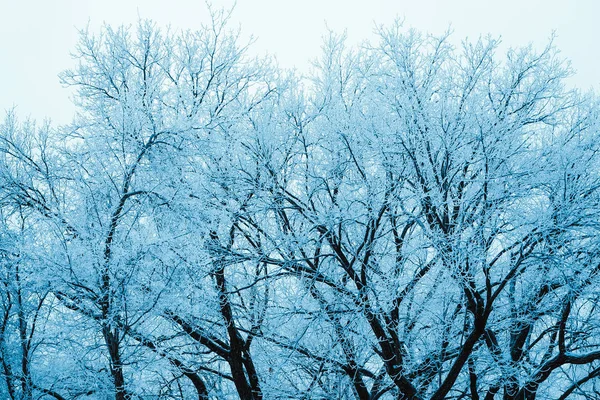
[1,0,598,125]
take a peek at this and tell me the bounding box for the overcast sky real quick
[1,0,598,125]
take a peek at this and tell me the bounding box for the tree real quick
[1,12,600,400]
[1,10,274,399]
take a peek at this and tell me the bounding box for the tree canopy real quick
[1,11,600,400]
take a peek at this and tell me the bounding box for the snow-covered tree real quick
[1,12,600,400]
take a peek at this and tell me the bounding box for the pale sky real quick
[1,0,598,125]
